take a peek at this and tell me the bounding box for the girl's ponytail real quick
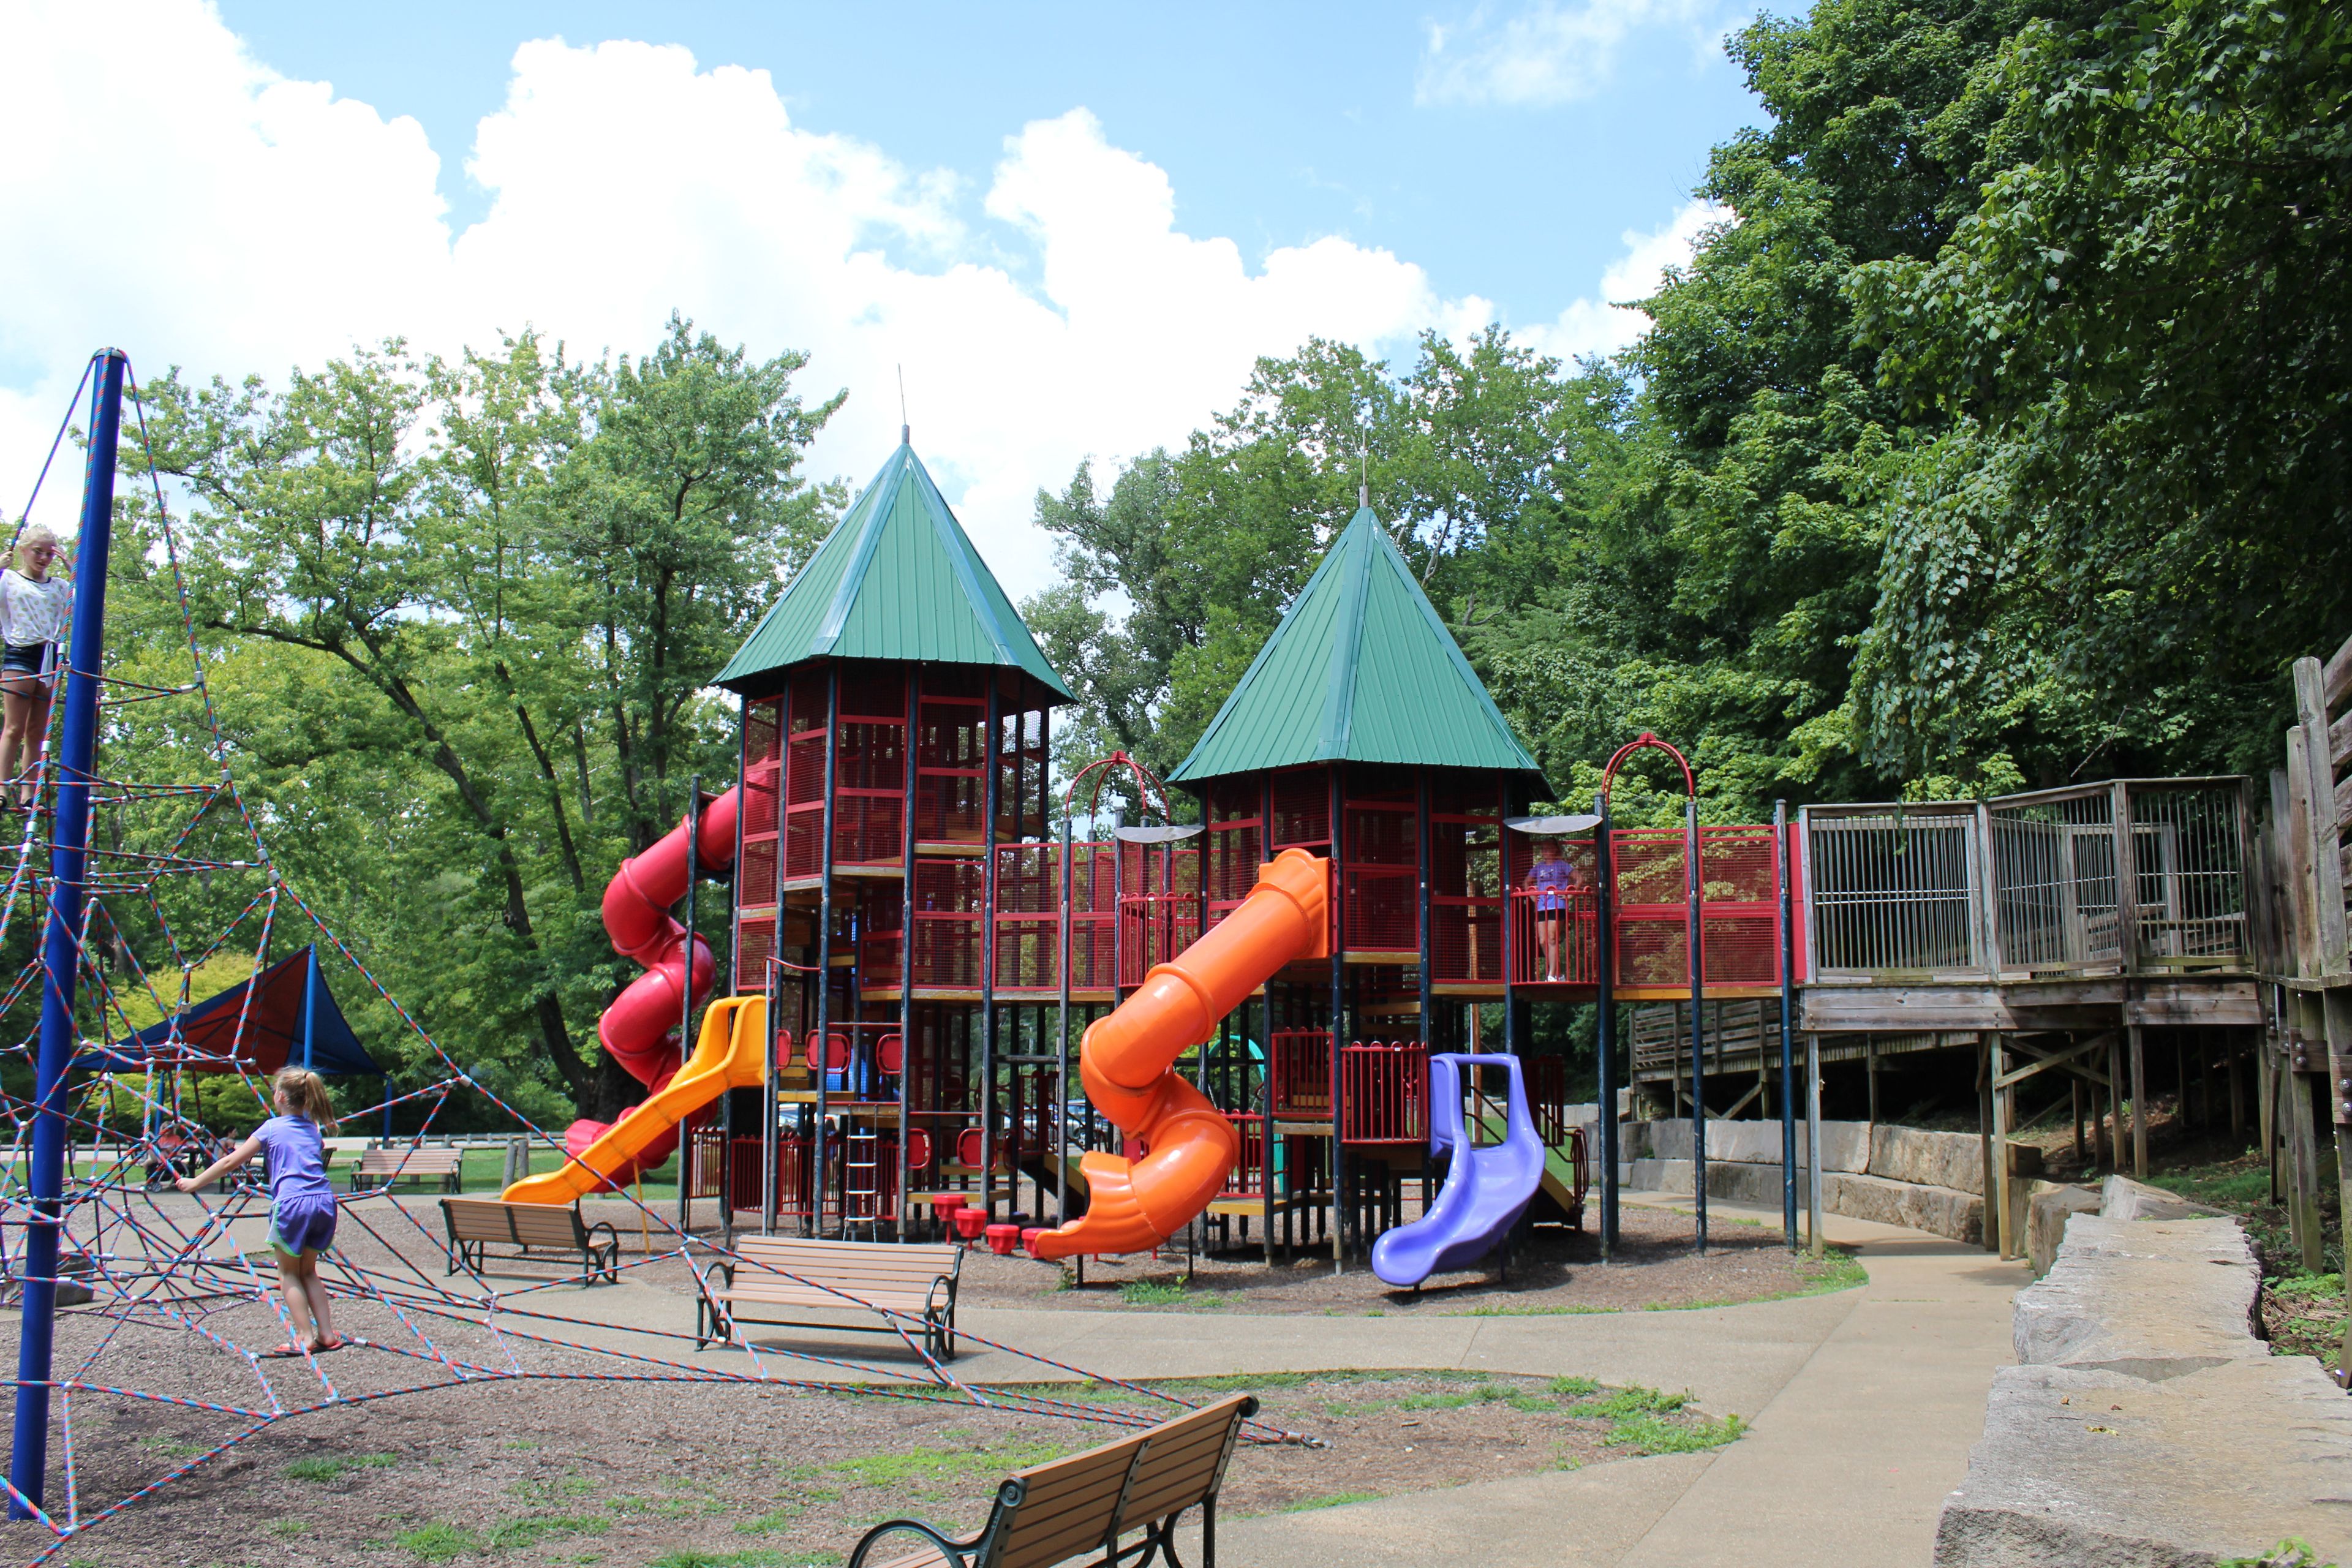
[270,1066,338,1132]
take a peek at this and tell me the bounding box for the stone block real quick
[2011,1216,2261,1376]
[2025,1184,2101,1280]
[1871,1124,1988,1194]
[1629,1117,1871,1171]
[1821,1170,1983,1244]
[2099,1174,2226,1223]
[1935,1357,2352,1567]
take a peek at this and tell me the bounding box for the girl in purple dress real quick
[176,1066,345,1357]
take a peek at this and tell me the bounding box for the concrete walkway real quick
[303,1195,2024,1565]
[1222,1197,2026,1567]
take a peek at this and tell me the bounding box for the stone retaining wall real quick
[1936,1188,2352,1564]
[1613,1118,2024,1244]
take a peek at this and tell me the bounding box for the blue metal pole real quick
[10,348,124,1517]
[301,947,318,1071]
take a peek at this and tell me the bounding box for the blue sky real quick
[213,1,1760,349]
[4,1,1763,594]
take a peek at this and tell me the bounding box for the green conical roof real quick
[1170,507,1545,786]
[714,439,1072,701]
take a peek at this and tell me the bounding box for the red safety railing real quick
[1268,1029,1333,1118]
[910,859,983,988]
[1507,888,1601,986]
[1221,1112,1268,1199]
[1505,824,1803,990]
[1339,1041,1427,1145]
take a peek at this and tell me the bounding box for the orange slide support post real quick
[1029,847,1330,1261]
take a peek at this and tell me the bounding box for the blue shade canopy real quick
[78,946,385,1077]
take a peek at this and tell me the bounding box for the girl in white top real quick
[0,524,72,807]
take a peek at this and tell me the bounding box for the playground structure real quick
[0,353,2282,1558]
[0,361,1316,1558]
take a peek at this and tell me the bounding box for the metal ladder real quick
[841,1117,884,1240]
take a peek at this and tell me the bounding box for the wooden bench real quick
[352,1146,465,1193]
[696,1236,961,1360]
[847,1394,1258,1568]
[439,1198,619,1284]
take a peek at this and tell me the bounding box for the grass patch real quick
[1117,1278,1227,1308]
[393,1514,608,1559]
[266,1519,309,1537]
[1547,1376,1599,1398]
[1284,1491,1379,1512]
[137,1436,206,1458]
[734,1507,799,1536]
[1602,1411,1747,1454]
[645,1551,791,1568]
[2269,1273,2343,1301]
[286,1452,399,1482]
[797,1441,1062,1501]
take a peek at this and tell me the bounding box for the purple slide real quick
[1371,1053,1544,1288]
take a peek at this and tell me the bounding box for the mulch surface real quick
[0,1191,1795,1566]
[951,1200,1852,1316]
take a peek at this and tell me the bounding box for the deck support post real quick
[2286,1037,2324,1274]
[1976,1041,1996,1252]
[2127,1023,2149,1178]
[2260,1023,2279,1201]
[1804,1031,1824,1258]
[1989,1033,2012,1259]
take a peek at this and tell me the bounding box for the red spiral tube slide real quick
[1028,848,1330,1260]
[552,781,743,1191]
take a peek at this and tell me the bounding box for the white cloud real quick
[1526,198,1730,363]
[0,0,1709,601]
[1419,0,1728,107]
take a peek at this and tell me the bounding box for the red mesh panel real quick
[742,757,780,837]
[737,916,774,989]
[1340,1042,1427,1145]
[1346,803,1416,865]
[1205,822,1260,923]
[1270,1030,1332,1118]
[832,793,904,866]
[1616,916,1691,988]
[1344,867,1418,951]
[1428,774,1502,818]
[835,720,904,791]
[911,861,982,987]
[1703,913,1778,985]
[744,698,782,764]
[785,807,823,878]
[1069,914,1115,989]
[859,924,902,990]
[1271,767,1329,847]
[1433,898,1502,981]
[995,845,1058,914]
[993,916,1060,991]
[739,837,777,908]
[915,691,986,845]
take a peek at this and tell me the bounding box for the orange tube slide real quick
[1029,848,1330,1261]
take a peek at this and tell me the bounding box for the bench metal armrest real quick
[848,1515,986,1568]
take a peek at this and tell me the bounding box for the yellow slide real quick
[502,995,767,1204]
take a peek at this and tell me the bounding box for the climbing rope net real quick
[0,357,1311,1566]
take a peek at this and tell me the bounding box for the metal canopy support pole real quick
[1686,796,1707,1255]
[1328,764,1347,1272]
[11,347,123,1519]
[678,774,698,1237]
[811,666,840,1237]
[728,699,748,1252]
[1057,813,1072,1230]
[1776,801,1797,1250]
[1804,1032,1825,1259]
[301,946,319,1071]
[1261,771,1276,1266]
[1594,791,1618,1258]
[762,689,786,1239]
[979,683,1000,1224]
[898,668,917,1241]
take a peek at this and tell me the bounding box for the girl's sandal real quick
[260,1343,304,1359]
[311,1336,347,1354]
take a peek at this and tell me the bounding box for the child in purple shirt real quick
[176,1066,344,1357]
